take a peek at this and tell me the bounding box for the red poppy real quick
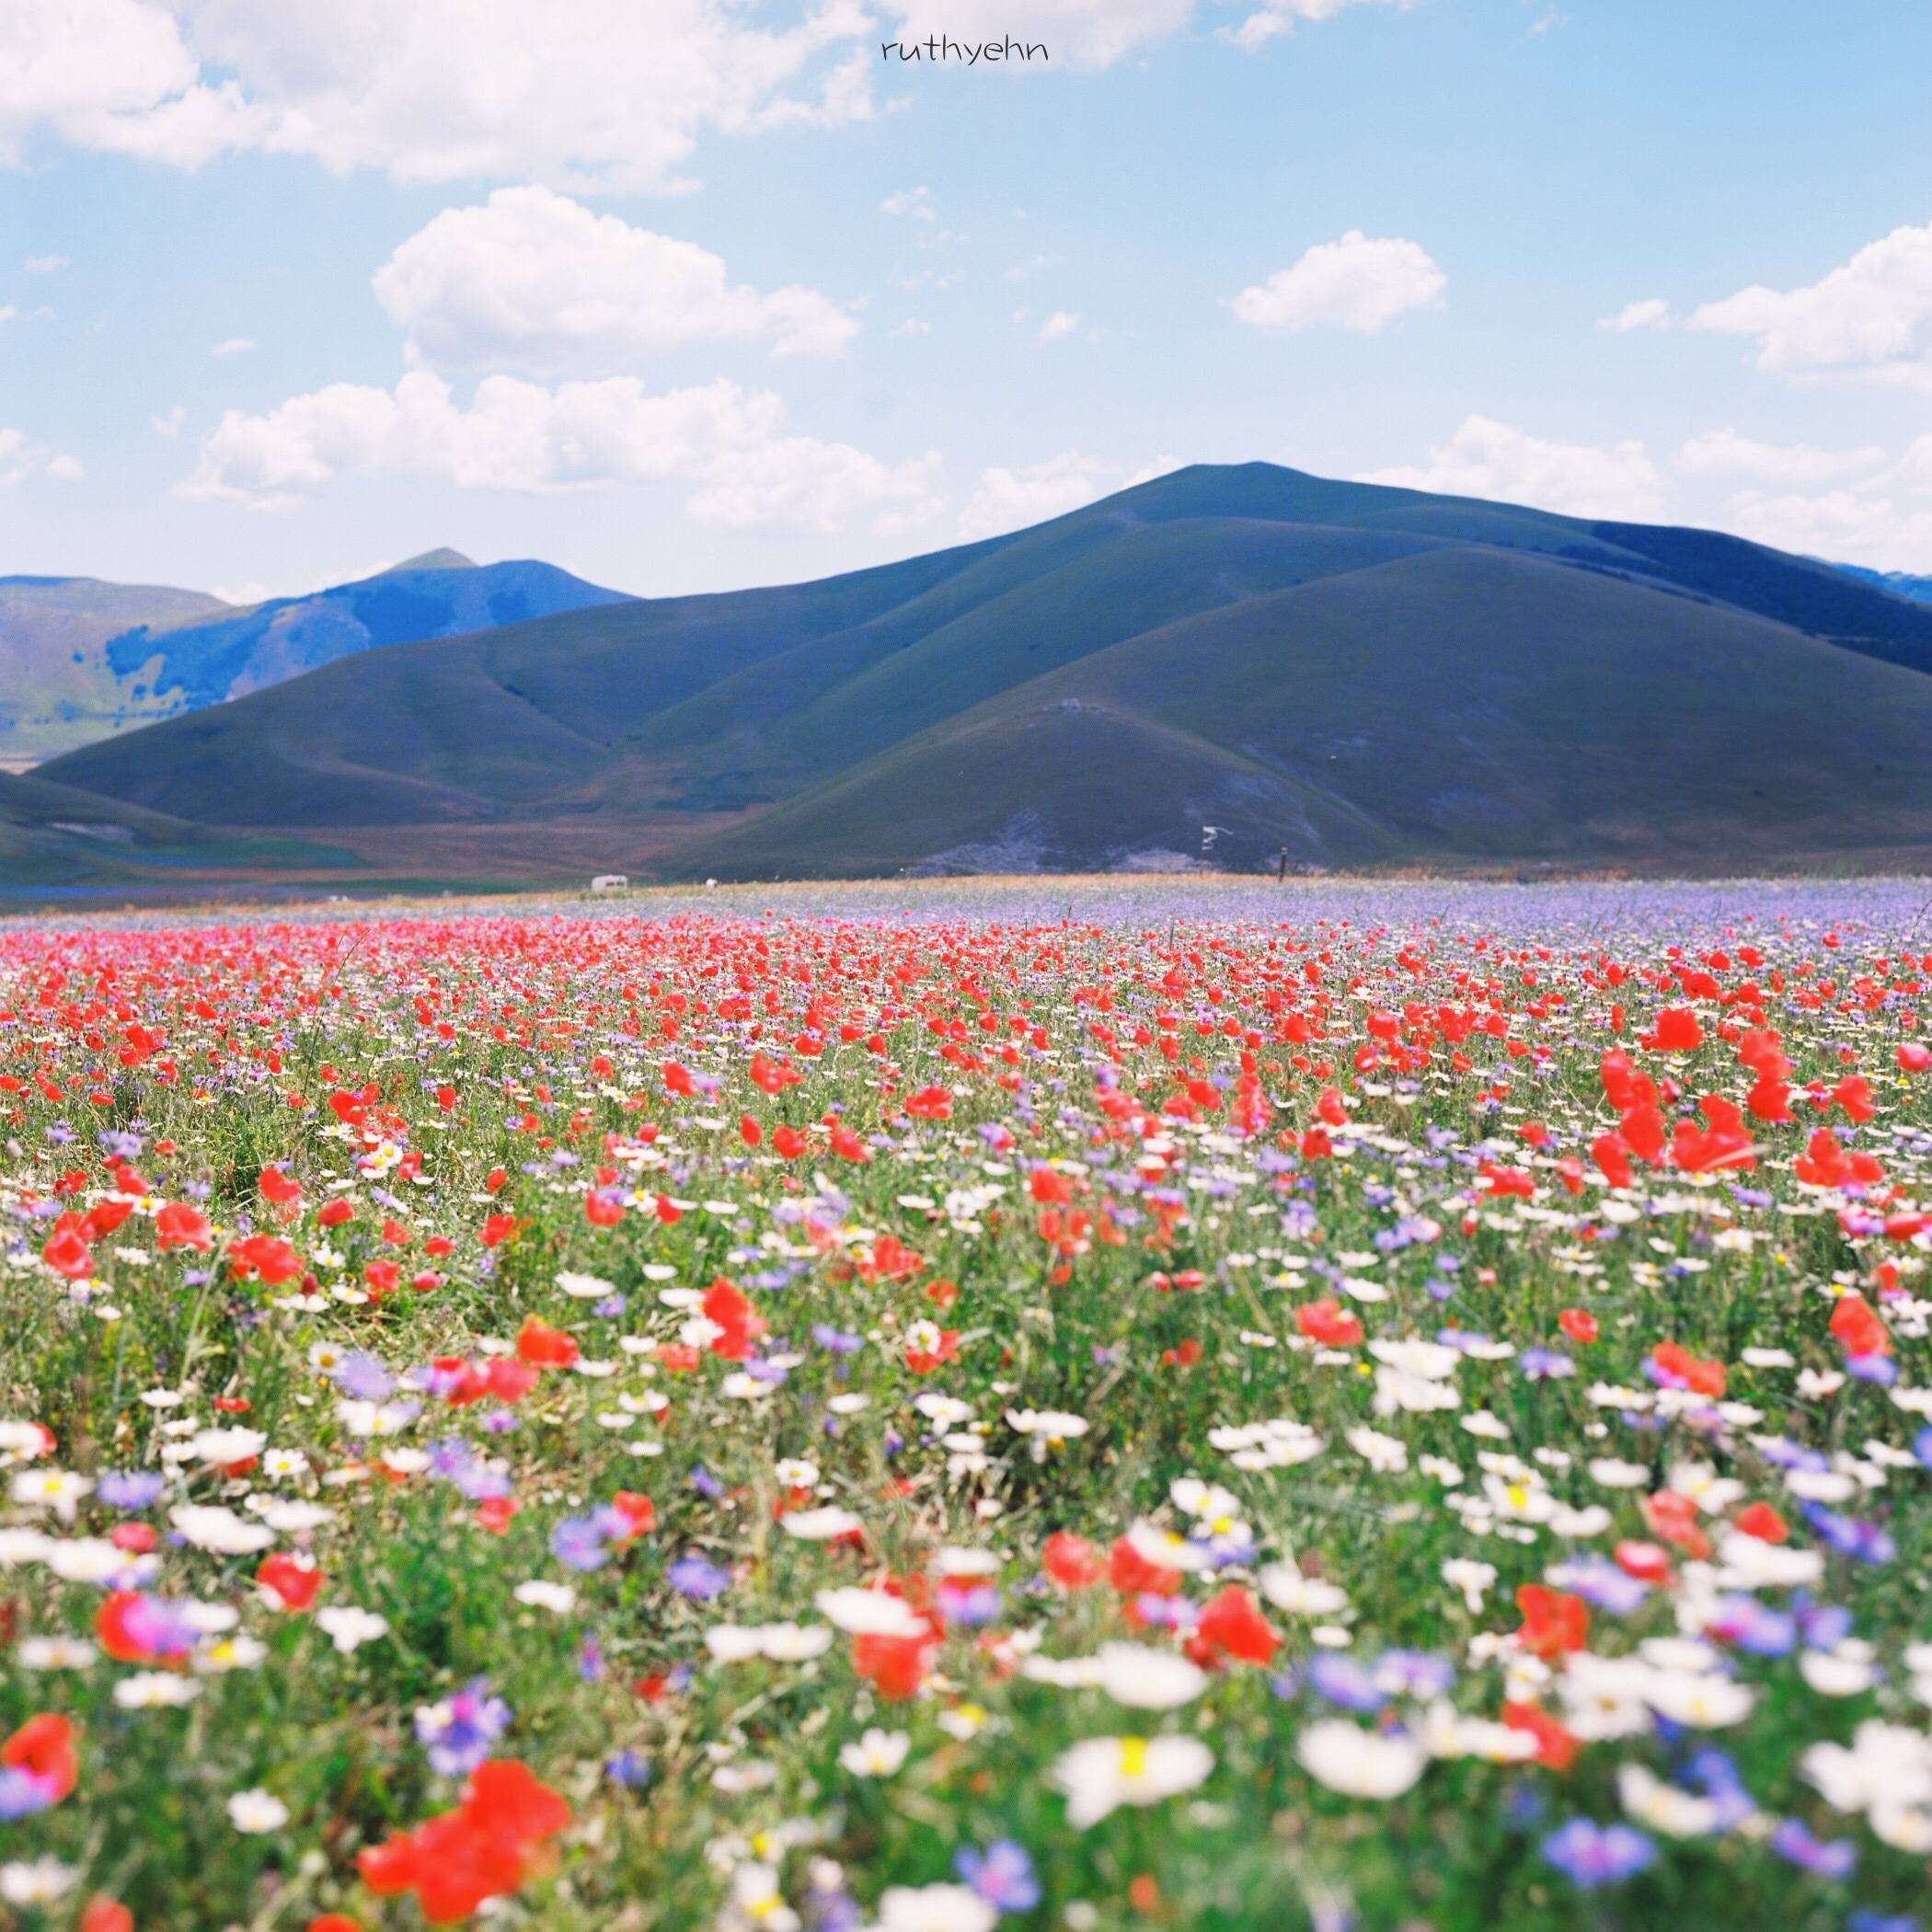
[1042,1531,1105,1590]
[701,1278,766,1360]
[1733,1501,1788,1544]
[1295,1297,1363,1347]
[3,1712,77,1803]
[1193,1584,1280,1665]
[1829,1291,1891,1358]
[1514,1584,1589,1658]
[257,1552,324,1613]
[515,1317,580,1369]
[259,1165,302,1207]
[155,1202,213,1251]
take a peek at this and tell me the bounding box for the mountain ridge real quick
[0,552,628,767]
[31,463,1932,883]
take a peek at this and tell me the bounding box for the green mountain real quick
[36,464,1932,880]
[0,551,628,769]
[0,576,228,768]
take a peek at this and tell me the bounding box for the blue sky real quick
[4,0,1931,600]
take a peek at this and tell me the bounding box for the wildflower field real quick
[5,879,1932,1932]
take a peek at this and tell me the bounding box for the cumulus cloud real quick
[1231,231,1444,334]
[1674,429,1887,488]
[958,450,1182,540]
[1715,488,1932,572]
[1677,429,1932,570]
[178,369,937,535]
[1358,414,1665,521]
[1688,220,1932,392]
[1598,297,1671,334]
[0,427,82,484]
[0,0,262,167]
[1,0,879,192]
[1222,0,1410,54]
[373,187,857,374]
[211,337,255,357]
[1038,310,1081,341]
[686,440,941,535]
[6,2,1432,182]
[23,253,68,272]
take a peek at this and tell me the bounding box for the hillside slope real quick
[0,576,228,767]
[680,546,1932,877]
[0,553,630,770]
[101,552,631,708]
[37,464,1932,879]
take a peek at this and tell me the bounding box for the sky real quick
[4,0,1932,603]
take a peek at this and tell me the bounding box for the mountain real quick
[0,576,228,768]
[0,553,629,769]
[98,552,631,710]
[36,463,1932,882]
[1834,562,1932,607]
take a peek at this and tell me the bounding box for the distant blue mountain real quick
[1832,561,1932,607]
[104,550,631,709]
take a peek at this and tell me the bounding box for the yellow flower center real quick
[1119,1736,1150,1778]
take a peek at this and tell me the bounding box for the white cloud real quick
[150,404,187,437]
[0,427,81,485]
[211,336,255,357]
[880,186,935,220]
[1231,230,1444,334]
[891,317,932,338]
[178,369,937,534]
[1688,220,1932,392]
[880,0,1193,67]
[0,0,273,168]
[686,440,941,535]
[1674,429,1886,488]
[958,451,1182,540]
[1892,433,1932,493]
[1038,309,1081,340]
[1685,431,1932,570]
[5,2,1432,183]
[1715,488,1932,572]
[1598,296,1670,334]
[372,186,857,374]
[1358,413,1665,520]
[23,253,68,272]
[1223,0,1409,54]
[1,0,879,192]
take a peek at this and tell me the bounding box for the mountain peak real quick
[387,547,477,573]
